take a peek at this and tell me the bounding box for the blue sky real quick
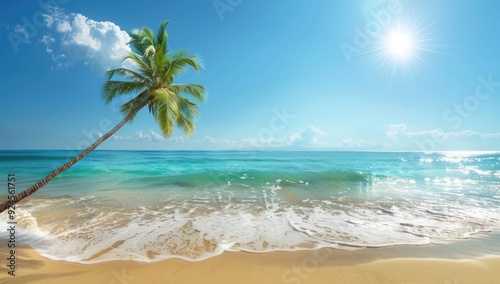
[1,0,499,151]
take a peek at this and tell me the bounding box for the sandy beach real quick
[2,243,499,284]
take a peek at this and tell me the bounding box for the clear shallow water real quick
[1,150,499,263]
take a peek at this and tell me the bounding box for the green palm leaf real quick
[104,19,206,136]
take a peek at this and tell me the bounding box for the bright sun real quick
[363,6,440,86]
[387,31,412,58]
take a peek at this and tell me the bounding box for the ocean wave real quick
[1,150,499,263]
[2,181,499,264]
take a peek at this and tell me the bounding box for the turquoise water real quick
[1,150,500,263]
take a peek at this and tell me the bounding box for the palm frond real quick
[154,102,176,137]
[129,29,149,55]
[169,84,206,102]
[119,91,150,121]
[106,68,151,84]
[179,98,199,120]
[170,51,204,72]
[144,45,157,72]
[173,97,199,136]
[141,27,155,47]
[156,20,169,52]
[123,52,154,78]
[103,81,147,104]
[151,88,179,115]
[175,111,196,136]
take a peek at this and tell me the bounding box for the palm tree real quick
[0,20,206,213]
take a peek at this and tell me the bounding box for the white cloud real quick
[133,130,152,142]
[14,25,29,41]
[386,124,500,140]
[56,21,72,33]
[199,136,234,144]
[108,127,328,148]
[234,126,327,147]
[202,136,216,144]
[40,35,55,53]
[111,135,131,142]
[387,124,407,140]
[44,14,55,28]
[336,139,376,147]
[165,136,186,143]
[150,131,165,141]
[288,126,327,146]
[112,130,181,142]
[40,7,131,71]
[84,132,104,140]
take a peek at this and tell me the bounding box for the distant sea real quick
[1,150,500,263]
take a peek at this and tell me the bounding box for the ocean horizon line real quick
[2,149,500,153]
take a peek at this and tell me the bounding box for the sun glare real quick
[387,31,412,58]
[349,2,448,88]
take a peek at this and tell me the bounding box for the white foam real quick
[5,180,500,264]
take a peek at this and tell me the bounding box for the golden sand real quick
[3,244,500,284]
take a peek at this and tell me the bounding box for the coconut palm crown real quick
[104,20,206,136]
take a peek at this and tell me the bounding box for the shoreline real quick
[5,241,500,284]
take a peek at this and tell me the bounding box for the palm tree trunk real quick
[0,99,150,213]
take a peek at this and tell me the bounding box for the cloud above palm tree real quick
[38,6,131,71]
